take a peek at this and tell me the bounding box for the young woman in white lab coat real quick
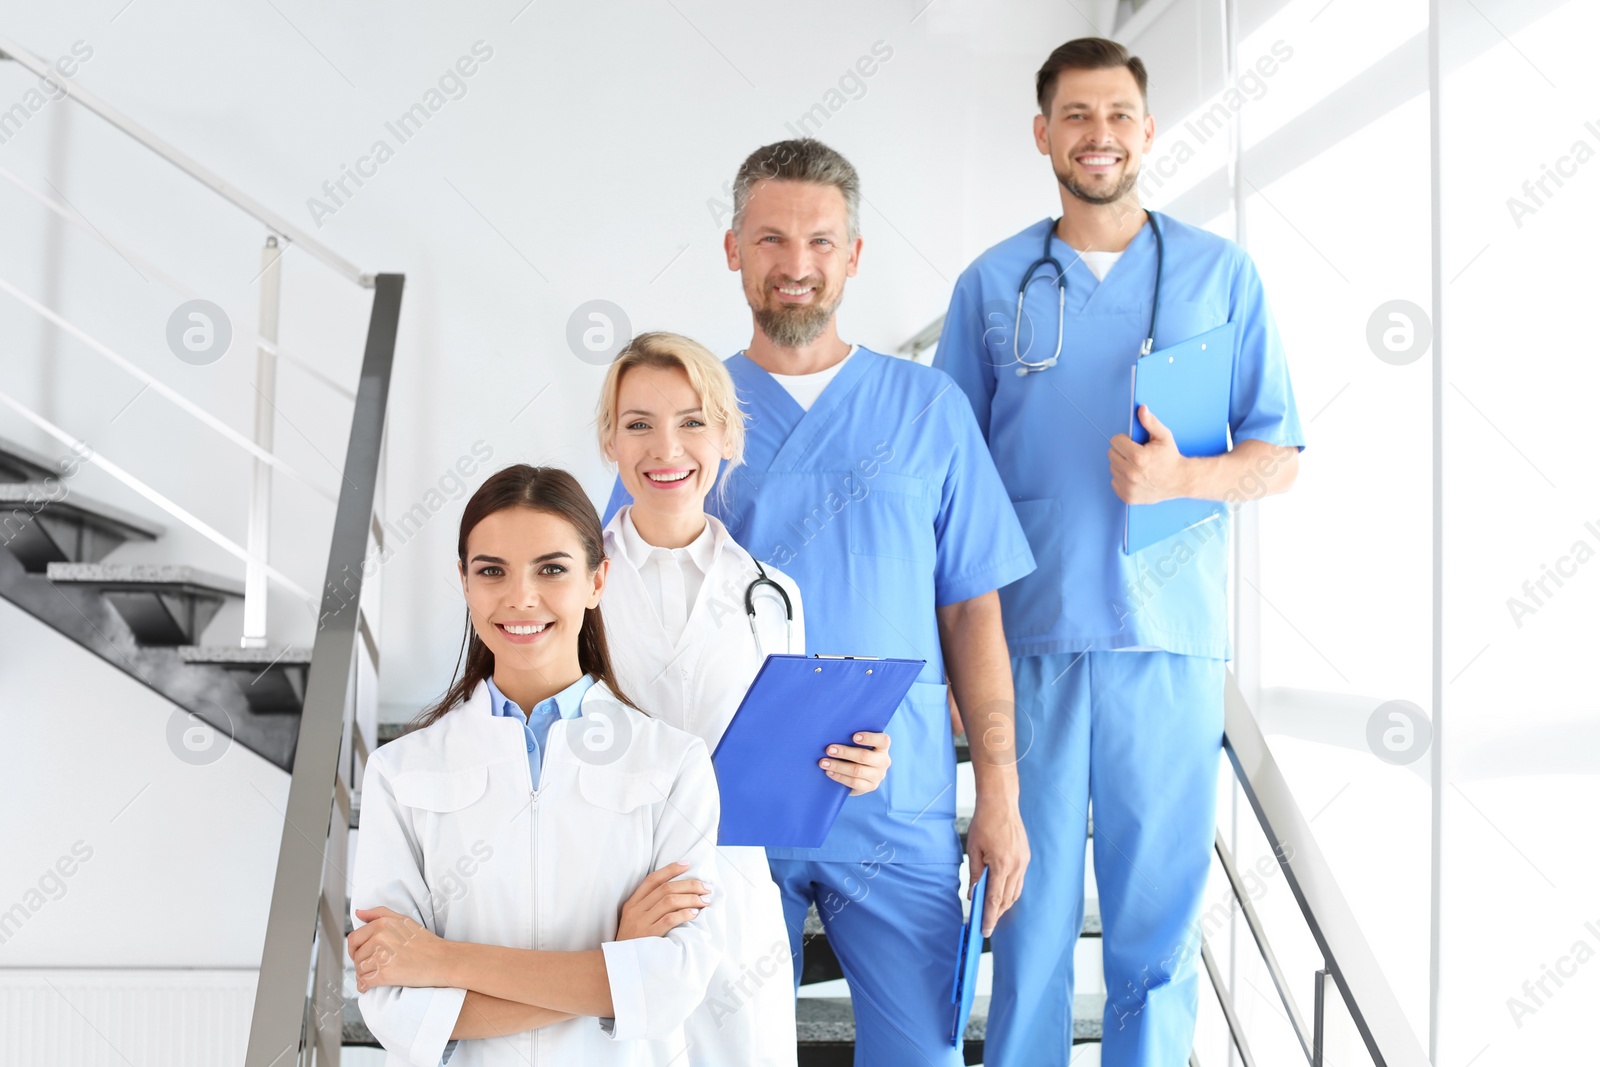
[347,465,724,1067]
[595,332,893,1067]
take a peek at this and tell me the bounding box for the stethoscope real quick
[744,559,794,660]
[1011,210,1165,375]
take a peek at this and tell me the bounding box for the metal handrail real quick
[244,274,403,1066]
[0,34,372,288]
[1211,671,1430,1066]
[0,273,336,501]
[0,385,312,599]
[2,34,400,1062]
[1212,829,1313,1059]
[0,163,357,401]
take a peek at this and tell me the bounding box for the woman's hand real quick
[616,862,712,940]
[348,906,454,993]
[820,731,892,796]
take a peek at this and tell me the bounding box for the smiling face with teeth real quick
[1034,64,1155,209]
[605,362,732,546]
[726,179,862,352]
[458,505,608,700]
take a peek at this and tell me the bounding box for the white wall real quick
[0,595,288,967]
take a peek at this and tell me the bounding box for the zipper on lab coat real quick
[522,718,542,1067]
[530,781,540,1066]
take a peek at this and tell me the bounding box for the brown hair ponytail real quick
[407,464,640,732]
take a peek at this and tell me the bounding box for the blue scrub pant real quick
[987,651,1224,1067]
[771,857,965,1066]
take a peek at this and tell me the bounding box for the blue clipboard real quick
[1123,321,1237,555]
[949,866,989,1047]
[711,654,923,848]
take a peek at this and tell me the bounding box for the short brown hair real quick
[1036,37,1148,115]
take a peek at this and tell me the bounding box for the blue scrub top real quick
[606,348,1034,863]
[934,213,1305,661]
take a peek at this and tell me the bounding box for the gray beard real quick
[753,297,839,349]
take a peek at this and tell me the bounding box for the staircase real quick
[0,434,308,769]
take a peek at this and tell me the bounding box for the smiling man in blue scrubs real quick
[933,39,1304,1067]
[607,137,1034,1064]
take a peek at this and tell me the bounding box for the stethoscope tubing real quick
[1012,211,1165,374]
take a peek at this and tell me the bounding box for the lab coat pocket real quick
[577,764,671,814]
[391,765,490,813]
[999,498,1063,638]
[390,766,492,924]
[575,765,668,904]
[848,471,934,563]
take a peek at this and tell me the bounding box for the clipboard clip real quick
[812,654,882,660]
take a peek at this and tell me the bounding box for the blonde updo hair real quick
[596,331,747,504]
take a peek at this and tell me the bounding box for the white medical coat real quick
[602,507,803,1066]
[352,678,723,1066]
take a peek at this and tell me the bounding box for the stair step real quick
[0,549,298,771]
[797,992,1107,1046]
[46,562,243,645]
[0,483,161,571]
[0,436,74,483]
[340,992,1109,1050]
[179,645,312,714]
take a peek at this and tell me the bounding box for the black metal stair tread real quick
[178,644,313,665]
[0,436,75,482]
[796,992,1107,1042]
[802,898,1100,938]
[45,561,246,596]
[341,992,1109,1047]
[0,483,164,539]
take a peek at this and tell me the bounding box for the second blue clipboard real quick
[1123,320,1238,555]
[950,867,989,1047]
[711,654,924,848]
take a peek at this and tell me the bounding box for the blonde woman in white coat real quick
[595,332,893,1067]
[348,465,724,1067]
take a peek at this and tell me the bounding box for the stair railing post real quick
[243,234,281,648]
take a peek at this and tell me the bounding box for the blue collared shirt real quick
[485,673,595,790]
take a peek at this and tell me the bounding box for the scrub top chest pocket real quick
[848,471,935,564]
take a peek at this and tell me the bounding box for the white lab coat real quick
[602,507,804,1067]
[352,678,723,1067]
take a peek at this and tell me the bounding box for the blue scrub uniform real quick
[933,213,1304,1066]
[606,348,1034,1065]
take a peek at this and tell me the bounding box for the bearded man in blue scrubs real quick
[606,137,1034,1065]
[933,38,1305,1066]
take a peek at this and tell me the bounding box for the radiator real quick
[0,970,257,1067]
